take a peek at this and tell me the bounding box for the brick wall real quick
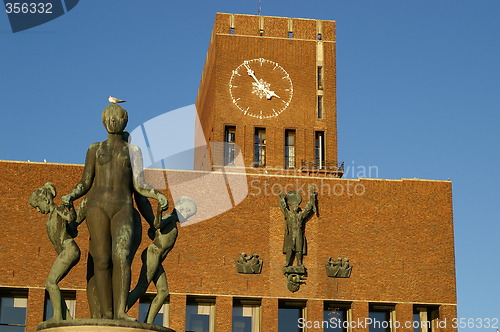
[0,160,456,331]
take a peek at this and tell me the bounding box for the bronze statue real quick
[127,196,197,323]
[61,104,168,321]
[278,186,317,267]
[29,183,81,322]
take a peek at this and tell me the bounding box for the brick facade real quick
[0,160,457,331]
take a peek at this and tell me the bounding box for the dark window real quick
[278,300,305,332]
[230,28,235,34]
[317,95,323,119]
[186,297,215,332]
[232,298,261,332]
[315,131,325,169]
[318,33,322,40]
[324,302,350,332]
[224,126,236,166]
[254,128,266,167]
[413,305,439,332]
[138,295,169,326]
[317,66,323,90]
[285,129,296,169]
[289,31,293,38]
[0,290,28,332]
[369,304,395,332]
[44,291,76,321]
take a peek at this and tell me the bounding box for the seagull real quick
[109,96,126,103]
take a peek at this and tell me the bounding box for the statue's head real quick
[102,104,128,134]
[286,191,302,212]
[175,196,197,222]
[29,182,56,214]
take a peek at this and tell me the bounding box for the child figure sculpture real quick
[29,182,80,322]
[127,196,197,324]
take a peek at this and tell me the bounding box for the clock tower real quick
[195,13,342,177]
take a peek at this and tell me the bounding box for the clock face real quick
[229,58,293,119]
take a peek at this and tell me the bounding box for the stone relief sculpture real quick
[29,183,81,322]
[278,186,317,292]
[325,257,352,278]
[127,196,197,324]
[235,253,263,274]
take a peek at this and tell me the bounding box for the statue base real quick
[36,319,175,332]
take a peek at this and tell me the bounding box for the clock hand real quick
[244,63,265,88]
[264,89,280,100]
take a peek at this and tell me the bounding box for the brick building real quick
[0,13,456,332]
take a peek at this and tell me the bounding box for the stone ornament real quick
[235,253,263,274]
[325,257,352,278]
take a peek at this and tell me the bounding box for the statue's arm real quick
[62,144,97,205]
[74,197,87,225]
[58,204,77,222]
[302,189,317,217]
[278,190,287,214]
[134,191,155,228]
[130,145,168,210]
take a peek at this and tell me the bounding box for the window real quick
[285,129,296,169]
[324,302,351,332]
[230,28,235,34]
[138,296,169,327]
[186,297,215,332]
[413,306,439,332]
[369,304,396,332]
[224,126,236,166]
[278,300,306,332]
[253,128,266,167]
[317,66,323,90]
[288,31,293,38]
[44,291,76,321]
[317,95,323,119]
[232,298,261,332]
[318,33,322,40]
[315,131,325,169]
[0,290,28,331]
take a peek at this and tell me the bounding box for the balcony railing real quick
[300,160,344,174]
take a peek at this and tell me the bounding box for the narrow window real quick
[324,302,351,332]
[317,95,323,119]
[1,290,28,331]
[288,31,293,38]
[317,66,323,90]
[318,33,322,40]
[315,131,325,170]
[230,28,235,34]
[44,290,76,321]
[254,128,266,167]
[224,126,236,166]
[139,295,169,327]
[186,297,215,332]
[232,298,261,332]
[284,129,296,169]
[369,304,396,332]
[413,305,439,332]
[278,300,306,332]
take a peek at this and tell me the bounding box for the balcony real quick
[300,160,344,177]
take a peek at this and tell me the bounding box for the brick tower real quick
[195,13,343,177]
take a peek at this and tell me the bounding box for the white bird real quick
[109,96,126,103]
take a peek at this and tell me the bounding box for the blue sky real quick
[1,0,498,329]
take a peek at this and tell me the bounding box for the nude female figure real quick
[62,104,168,320]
